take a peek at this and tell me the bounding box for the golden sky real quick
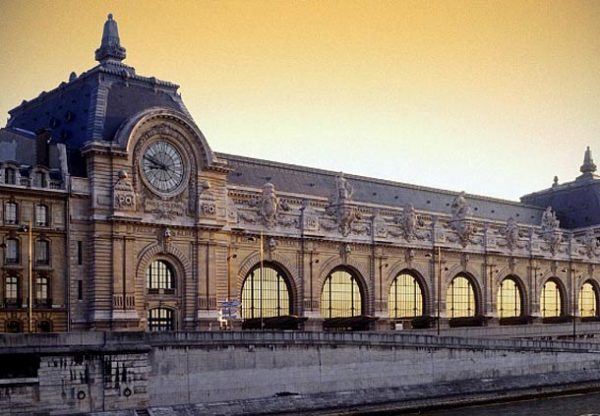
[1,0,600,200]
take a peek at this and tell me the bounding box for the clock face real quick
[142,141,185,193]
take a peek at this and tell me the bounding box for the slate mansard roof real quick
[220,153,546,225]
[2,14,599,230]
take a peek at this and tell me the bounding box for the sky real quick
[1,0,600,201]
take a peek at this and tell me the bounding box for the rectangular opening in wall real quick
[77,241,82,265]
[0,354,40,379]
[77,280,83,301]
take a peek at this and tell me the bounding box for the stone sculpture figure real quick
[260,182,279,227]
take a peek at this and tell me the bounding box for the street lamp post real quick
[20,220,33,333]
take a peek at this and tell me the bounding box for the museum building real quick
[1,15,600,333]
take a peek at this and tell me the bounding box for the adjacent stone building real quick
[1,15,600,333]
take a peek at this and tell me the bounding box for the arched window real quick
[4,202,17,225]
[35,204,49,227]
[4,275,19,305]
[541,280,562,318]
[6,320,22,333]
[148,307,174,331]
[388,272,423,318]
[4,167,16,185]
[446,275,476,318]
[146,260,175,293]
[321,269,363,318]
[579,281,597,318]
[5,238,19,264]
[38,320,52,332]
[497,277,522,318]
[35,240,49,265]
[241,264,291,319]
[35,275,49,305]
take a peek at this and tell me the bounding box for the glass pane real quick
[541,280,561,317]
[241,265,290,319]
[446,275,476,318]
[497,278,522,318]
[146,260,174,289]
[388,273,423,318]
[320,270,362,318]
[579,282,597,318]
[148,307,174,331]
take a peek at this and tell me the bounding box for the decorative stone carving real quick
[260,182,279,227]
[198,180,217,219]
[240,182,292,228]
[578,229,599,258]
[393,203,425,241]
[324,173,361,236]
[373,211,388,239]
[451,191,471,219]
[301,200,319,232]
[448,193,476,246]
[113,170,136,211]
[498,217,524,251]
[540,206,562,255]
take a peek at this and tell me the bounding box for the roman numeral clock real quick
[141,141,186,194]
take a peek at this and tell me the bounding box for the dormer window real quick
[34,171,47,188]
[4,168,16,185]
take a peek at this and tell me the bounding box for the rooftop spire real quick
[580,146,597,175]
[95,13,126,64]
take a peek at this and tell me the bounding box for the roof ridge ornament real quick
[580,146,597,174]
[95,13,126,64]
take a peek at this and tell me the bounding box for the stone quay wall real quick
[2,332,600,415]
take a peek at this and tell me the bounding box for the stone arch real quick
[385,263,430,316]
[115,107,215,168]
[236,251,299,313]
[494,274,528,317]
[137,242,192,279]
[539,276,567,317]
[316,255,371,311]
[443,265,483,318]
[578,278,600,317]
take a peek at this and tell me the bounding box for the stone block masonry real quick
[2,332,600,415]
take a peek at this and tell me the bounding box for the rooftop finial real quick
[580,146,597,175]
[95,13,126,64]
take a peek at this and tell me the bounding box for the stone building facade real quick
[1,15,600,333]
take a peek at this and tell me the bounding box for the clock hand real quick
[144,154,165,169]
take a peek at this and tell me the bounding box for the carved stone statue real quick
[451,191,470,220]
[503,217,521,250]
[260,182,279,227]
[541,206,560,232]
[335,173,353,203]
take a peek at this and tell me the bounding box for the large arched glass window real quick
[497,277,522,318]
[241,264,290,319]
[388,272,423,318]
[446,275,476,318]
[146,260,175,293]
[541,280,562,318]
[321,269,363,318]
[579,281,597,318]
[148,307,174,331]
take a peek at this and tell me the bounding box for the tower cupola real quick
[95,13,126,64]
